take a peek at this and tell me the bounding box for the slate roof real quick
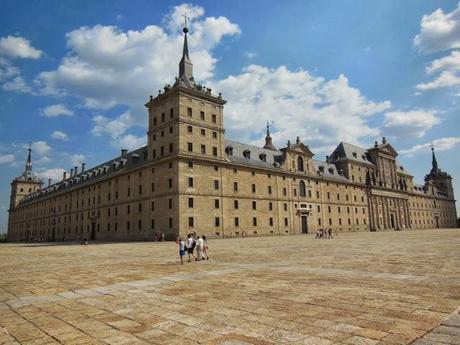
[19,146,149,205]
[224,139,284,169]
[329,142,374,166]
[312,160,350,182]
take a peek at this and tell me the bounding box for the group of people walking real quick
[176,233,209,264]
[315,228,333,239]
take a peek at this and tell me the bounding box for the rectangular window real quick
[212,114,216,123]
[188,177,194,187]
[269,202,273,211]
[215,217,220,227]
[283,188,287,196]
[127,205,130,214]
[284,218,288,226]
[138,203,142,213]
[170,108,174,118]
[160,146,164,156]
[138,220,142,230]
[153,117,157,126]
[168,198,172,209]
[151,183,155,192]
[187,125,193,133]
[201,128,205,136]
[188,161,193,168]
[151,201,155,211]
[168,178,172,188]
[268,186,272,194]
[201,145,206,154]
[234,217,239,227]
[214,180,219,190]
[234,200,239,209]
[252,201,257,210]
[284,203,287,211]
[188,197,194,208]
[138,185,142,195]
[327,192,330,200]
[200,111,205,120]
[234,182,238,191]
[316,191,320,199]
[188,142,193,152]
[127,221,130,230]
[213,147,218,156]
[169,217,172,228]
[212,131,217,138]
[318,218,321,225]
[253,217,257,226]
[252,184,256,193]
[161,113,165,122]
[187,107,192,117]
[214,199,220,208]
[269,217,273,226]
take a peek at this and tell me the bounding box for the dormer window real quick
[362,154,366,160]
[328,168,334,174]
[225,146,233,155]
[259,153,267,162]
[319,166,324,173]
[243,150,251,159]
[352,152,357,158]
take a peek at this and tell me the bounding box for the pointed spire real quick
[431,144,438,174]
[263,121,277,151]
[25,144,32,173]
[178,14,194,85]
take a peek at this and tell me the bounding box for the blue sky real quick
[1,0,459,233]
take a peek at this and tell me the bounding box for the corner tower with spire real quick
[9,146,42,211]
[425,145,454,198]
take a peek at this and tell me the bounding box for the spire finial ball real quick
[183,26,189,34]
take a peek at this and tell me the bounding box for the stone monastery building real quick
[7,25,458,241]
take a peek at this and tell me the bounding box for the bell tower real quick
[9,146,42,210]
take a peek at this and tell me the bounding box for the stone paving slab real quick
[0,229,459,344]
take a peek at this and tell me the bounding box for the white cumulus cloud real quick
[2,76,31,93]
[383,110,440,138]
[51,130,68,141]
[91,111,133,138]
[42,104,74,117]
[212,65,390,150]
[0,154,15,164]
[71,154,85,167]
[400,137,460,156]
[414,3,460,53]
[36,4,240,122]
[36,168,65,183]
[0,36,42,59]
[31,141,51,156]
[115,134,146,151]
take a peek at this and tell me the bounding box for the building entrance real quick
[301,215,308,234]
[91,223,96,240]
[390,214,395,229]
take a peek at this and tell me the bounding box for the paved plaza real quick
[0,229,459,345]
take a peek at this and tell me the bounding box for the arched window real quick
[297,156,304,172]
[299,180,306,197]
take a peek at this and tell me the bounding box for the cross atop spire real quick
[178,13,194,86]
[25,143,32,173]
[263,121,277,151]
[431,143,438,174]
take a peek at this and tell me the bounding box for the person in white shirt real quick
[196,236,204,261]
[187,234,196,262]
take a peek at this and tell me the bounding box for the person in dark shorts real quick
[187,234,196,262]
[177,237,185,264]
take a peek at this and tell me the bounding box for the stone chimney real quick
[121,149,128,157]
[70,168,74,177]
[296,137,300,144]
[63,171,67,180]
[81,162,86,172]
[374,141,378,148]
[326,155,329,162]
[74,166,78,176]
[48,179,51,187]
[382,137,387,144]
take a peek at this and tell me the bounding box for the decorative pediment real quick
[378,143,398,157]
[288,142,315,157]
